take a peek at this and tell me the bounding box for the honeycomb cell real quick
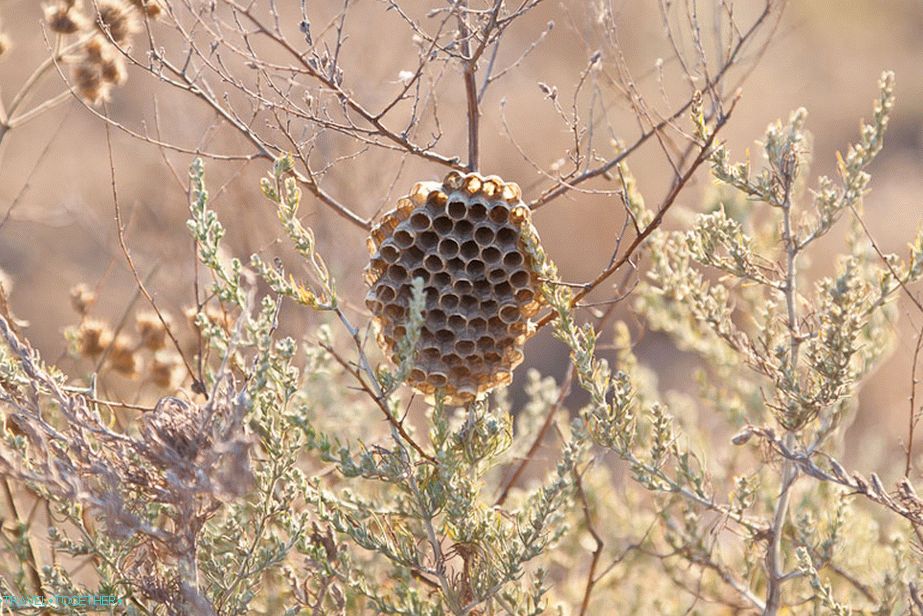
[493,281,512,296]
[482,246,501,264]
[454,220,474,236]
[364,171,549,402]
[439,238,459,257]
[502,251,524,268]
[510,269,531,288]
[488,204,510,224]
[424,254,445,273]
[496,227,517,246]
[394,230,414,250]
[447,201,467,220]
[410,210,432,231]
[474,225,495,246]
[460,240,479,260]
[469,201,487,221]
[433,216,453,234]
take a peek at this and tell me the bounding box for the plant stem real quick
[764,177,800,615]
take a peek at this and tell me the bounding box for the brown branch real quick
[574,464,603,616]
[908,327,923,477]
[321,343,437,466]
[494,366,574,506]
[103,115,205,395]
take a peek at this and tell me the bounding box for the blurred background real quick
[0,1,921,477]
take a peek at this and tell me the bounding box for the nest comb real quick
[364,171,548,402]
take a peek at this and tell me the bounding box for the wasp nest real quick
[364,171,547,402]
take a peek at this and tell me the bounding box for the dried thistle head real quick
[70,35,127,103]
[99,53,127,85]
[69,283,97,315]
[136,310,170,350]
[73,318,113,356]
[44,1,90,34]
[128,0,162,18]
[95,0,138,44]
[108,334,140,376]
[149,350,180,388]
[72,61,111,104]
[364,171,548,402]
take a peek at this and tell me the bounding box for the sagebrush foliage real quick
[2,70,923,616]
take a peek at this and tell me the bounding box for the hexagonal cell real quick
[424,254,445,273]
[410,210,433,231]
[487,268,507,283]
[429,372,449,387]
[499,304,519,324]
[440,293,460,311]
[433,272,451,287]
[387,264,408,283]
[433,215,453,234]
[488,203,510,224]
[376,284,397,303]
[447,314,466,331]
[469,201,487,221]
[496,226,517,246]
[493,281,512,297]
[411,267,429,283]
[426,309,447,329]
[459,295,478,313]
[515,288,535,303]
[394,229,415,249]
[474,225,495,246]
[502,251,524,268]
[447,200,467,220]
[510,269,531,288]
[447,257,465,272]
[454,220,474,236]
[465,260,485,277]
[427,190,448,208]
[455,339,476,356]
[460,241,479,260]
[482,246,501,264]
[406,245,425,264]
[418,231,438,250]
[439,238,460,258]
[380,242,401,263]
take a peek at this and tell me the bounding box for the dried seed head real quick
[136,311,171,350]
[44,2,90,34]
[109,334,140,376]
[69,283,97,315]
[95,0,138,44]
[82,35,107,62]
[100,54,127,84]
[149,351,180,388]
[364,171,548,402]
[72,62,111,104]
[74,318,113,356]
[128,0,162,18]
